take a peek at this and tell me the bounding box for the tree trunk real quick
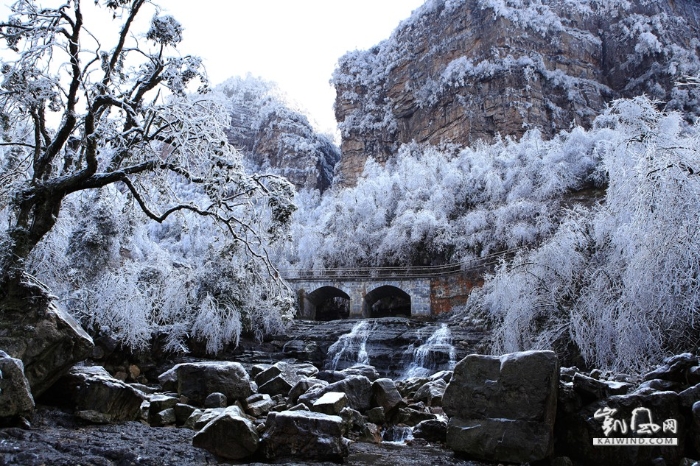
[0,191,63,295]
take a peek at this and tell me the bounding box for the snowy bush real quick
[473,96,700,372]
[289,122,608,269]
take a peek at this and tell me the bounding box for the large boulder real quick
[0,281,93,397]
[255,361,318,396]
[0,350,34,422]
[48,365,145,423]
[443,350,559,463]
[158,362,252,406]
[192,409,259,460]
[371,378,405,415]
[261,410,349,461]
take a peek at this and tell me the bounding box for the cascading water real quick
[382,425,414,444]
[402,323,456,379]
[326,320,373,370]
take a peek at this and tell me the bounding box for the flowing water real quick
[402,323,456,379]
[326,320,374,370]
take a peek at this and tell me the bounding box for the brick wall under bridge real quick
[288,271,483,319]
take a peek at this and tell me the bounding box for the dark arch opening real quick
[306,286,351,321]
[364,285,411,318]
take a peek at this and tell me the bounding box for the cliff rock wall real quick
[333,0,700,186]
[219,77,340,192]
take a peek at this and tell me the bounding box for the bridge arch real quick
[363,285,411,318]
[303,286,351,321]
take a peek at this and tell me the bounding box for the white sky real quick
[159,1,426,136]
[1,1,426,137]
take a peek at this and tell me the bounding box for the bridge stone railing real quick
[279,248,519,281]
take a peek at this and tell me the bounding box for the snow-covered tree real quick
[472,96,700,372]
[0,0,295,351]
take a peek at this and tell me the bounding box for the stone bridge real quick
[282,250,516,321]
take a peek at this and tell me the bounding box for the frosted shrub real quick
[291,124,606,268]
[477,97,700,372]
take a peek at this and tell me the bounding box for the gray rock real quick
[430,370,453,383]
[366,406,385,424]
[414,419,447,443]
[0,351,34,421]
[192,410,259,460]
[644,353,699,383]
[300,375,372,412]
[255,362,319,397]
[261,410,349,461]
[339,364,379,381]
[148,394,178,425]
[159,362,252,406]
[0,288,93,397]
[679,384,700,409]
[173,403,197,425]
[339,407,365,439]
[288,378,327,404]
[312,392,348,415]
[183,408,205,430]
[413,378,446,406]
[193,405,245,431]
[371,378,405,415]
[443,350,559,463]
[204,392,227,408]
[50,365,145,422]
[394,407,437,426]
[288,403,310,411]
[250,364,272,378]
[246,394,275,417]
[150,407,176,427]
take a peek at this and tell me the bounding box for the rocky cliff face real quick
[218,77,340,192]
[333,0,700,186]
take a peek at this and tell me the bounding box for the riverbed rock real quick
[298,375,372,412]
[443,350,559,463]
[158,361,252,406]
[643,353,699,384]
[261,410,349,461]
[414,418,448,443]
[0,350,34,422]
[413,378,447,406]
[371,378,404,415]
[340,364,380,381]
[288,378,327,405]
[245,393,275,417]
[313,392,348,415]
[203,392,227,408]
[192,409,259,460]
[147,394,178,425]
[256,361,318,396]
[0,281,94,397]
[47,365,145,423]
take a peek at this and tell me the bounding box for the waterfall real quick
[326,321,373,370]
[403,323,456,379]
[382,425,414,444]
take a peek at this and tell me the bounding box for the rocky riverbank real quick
[1,311,700,465]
